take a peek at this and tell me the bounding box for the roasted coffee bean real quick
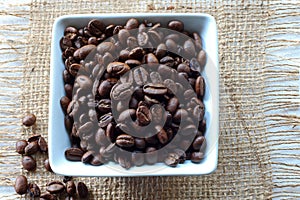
[27,134,41,142]
[166,97,179,114]
[90,153,104,166]
[66,180,76,196]
[125,18,139,30]
[111,83,133,100]
[81,151,95,163]
[165,39,177,53]
[193,103,205,122]
[73,44,96,60]
[44,159,53,172]
[24,141,39,155]
[127,36,138,48]
[22,155,36,171]
[74,36,87,48]
[68,63,81,77]
[118,109,136,122]
[137,32,148,46]
[164,79,177,94]
[189,57,201,72]
[125,59,141,67]
[173,109,188,124]
[28,183,41,198]
[155,43,167,59]
[63,69,74,84]
[106,122,116,142]
[149,71,162,84]
[164,153,180,167]
[107,62,130,76]
[98,112,113,127]
[183,39,196,57]
[65,147,84,161]
[133,67,148,85]
[174,149,186,164]
[64,84,73,99]
[116,134,135,148]
[191,152,204,163]
[88,19,105,36]
[98,79,117,97]
[144,95,160,105]
[104,24,115,37]
[22,113,36,126]
[119,49,129,61]
[146,53,159,64]
[167,20,184,32]
[136,106,151,126]
[60,96,71,114]
[132,152,144,166]
[143,83,167,95]
[156,126,168,144]
[88,36,98,45]
[97,41,115,55]
[77,182,89,198]
[160,56,175,67]
[76,75,93,90]
[148,30,162,44]
[40,192,57,200]
[60,36,72,51]
[118,156,132,169]
[192,136,205,151]
[150,105,165,123]
[16,140,28,154]
[118,29,130,44]
[14,175,28,195]
[164,33,180,42]
[95,128,109,145]
[102,143,117,158]
[145,147,158,164]
[197,49,206,68]
[128,47,144,60]
[47,181,65,194]
[177,63,190,74]
[134,138,146,149]
[193,32,203,49]
[38,136,48,153]
[64,26,78,40]
[129,97,139,109]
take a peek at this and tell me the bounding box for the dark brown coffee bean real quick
[97,41,115,54]
[106,122,116,142]
[60,96,70,114]
[146,53,159,64]
[166,97,179,114]
[28,183,41,198]
[132,152,144,166]
[143,83,167,95]
[16,140,28,154]
[125,18,139,30]
[63,69,74,84]
[118,29,130,44]
[116,134,135,148]
[189,57,201,72]
[75,75,93,90]
[134,138,146,149]
[14,175,28,195]
[177,63,190,74]
[22,155,36,171]
[98,79,117,97]
[118,109,136,122]
[197,49,206,68]
[164,33,180,42]
[60,36,72,51]
[97,99,111,114]
[118,156,132,169]
[165,39,177,53]
[74,36,87,48]
[192,136,205,151]
[125,59,141,68]
[90,153,104,166]
[145,147,158,164]
[87,36,97,45]
[95,128,108,146]
[73,44,96,60]
[133,67,149,85]
[127,36,138,48]
[24,141,39,155]
[81,151,95,163]
[137,32,148,46]
[156,126,168,144]
[136,106,151,126]
[68,63,82,77]
[98,112,113,127]
[168,20,184,32]
[183,39,196,57]
[173,109,188,124]
[65,147,84,161]
[66,180,76,196]
[104,24,115,37]
[144,95,159,105]
[27,134,41,142]
[155,43,167,59]
[22,113,36,126]
[44,159,53,172]
[164,153,179,167]
[191,151,204,163]
[174,149,186,164]
[40,192,57,200]
[88,19,105,36]
[193,103,205,122]
[148,30,162,44]
[149,71,162,84]
[64,84,73,99]
[47,181,65,194]
[160,56,175,67]
[64,26,78,40]
[150,105,165,123]
[111,83,133,100]
[77,182,89,198]
[193,32,203,49]
[38,136,48,153]
[128,47,144,60]
[107,62,130,76]
[183,89,195,100]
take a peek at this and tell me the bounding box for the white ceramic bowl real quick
[49,13,219,176]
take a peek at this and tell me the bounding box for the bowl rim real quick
[49,13,219,177]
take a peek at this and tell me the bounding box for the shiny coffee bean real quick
[77,182,89,198]
[22,113,36,126]
[125,18,139,30]
[88,19,105,36]
[44,159,53,172]
[134,138,146,150]
[107,62,130,76]
[118,29,130,45]
[136,105,151,126]
[76,75,93,90]
[145,147,158,164]
[156,126,168,144]
[38,137,48,153]
[143,83,167,95]
[64,26,78,40]
[65,147,84,161]
[164,153,179,167]
[40,192,57,200]
[183,39,196,57]
[137,32,148,46]
[66,180,76,196]
[111,83,133,100]
[116,134,135,148]
[24,141,39,155]
[128,47,144,60]
[167,20,184,32]
[22,155,36,171]
[193,32,203,49]
[46,181,65,194]
[98,79,117,97]
[16,140,28,154]
[133,67,148,85]
[192,136,205,151]
[73,44,96,60]
[98,112,113,127]
[166,97,179,114]
[60,96,71,114]
[191,152,204,163]
[26,134,41,143]
[28,183,41,198]
[14,175,28,195]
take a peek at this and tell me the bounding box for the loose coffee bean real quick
[98,112,113,127]
[107,62,130,76]
[164,153,179,167]
[22,113,36,126]
[111,83,133,100]
[90,153,104,166]
[60,96,71,114]
[146,53,159,64]
[191,152,204,163]
[136,106,151,126]
[22,156,36,171]
[40,192,57,200]
[132,152,144,166]
[160,56,175,67]
[189,57,201,72]
[137,32,148,46]
[65,147,84,161]
[116,134,135,148]
[197,49,206,68]
[150,71,162,84]
[44,159,53,172]
[174,149,186,164]
[24,141,39,155]
[133,67,149,85]
[164,33,180,42]
[165,39,177,53]
[38,136,48,153]
[118,29,130,45]
[75,75,93,90]
[128,47,144,60]
[64,84,73,99]
[66,180,76,196]
[134,138,146,150]
[145,147,158,164]
[156,126,168,144]
[60,36,72,51]
[195,76,205,99]
[192,136,205,151]
[73,44,96,60]
[81,150,95,163]
[166,97,179,114]
[77,182,89,199]
[143,83,167,95]
[167,20,184,32]
[16,140,28,154]
[193,32,203,50]
[28,183,41,198]
[125,18,139,30]
[183,39,196,57]
[98,79,117,98]
[148,30,162,44]
[14,175,28,195]
[46,181,65,194]
[88,19,105,36]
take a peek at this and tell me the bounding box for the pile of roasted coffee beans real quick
[14,175,88,199]
[60,18,207,169]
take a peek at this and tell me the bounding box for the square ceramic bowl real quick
[49,13,219,176]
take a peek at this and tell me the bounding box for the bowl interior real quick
[49,13,219,176]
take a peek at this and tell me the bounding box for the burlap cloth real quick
[1,0,299,199]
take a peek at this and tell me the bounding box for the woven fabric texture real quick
[0,0,299,199]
